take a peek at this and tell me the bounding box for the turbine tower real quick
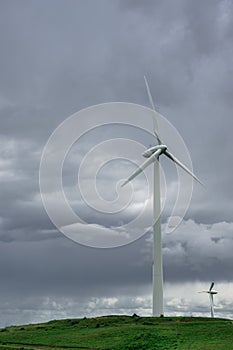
[200,282,218,318]
[122,77,202,316]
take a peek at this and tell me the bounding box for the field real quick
[0,315,232,350]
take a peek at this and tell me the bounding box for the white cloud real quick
[62,222,130,240]
[144,219,233,280]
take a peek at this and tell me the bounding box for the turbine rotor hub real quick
[159,144,167,153]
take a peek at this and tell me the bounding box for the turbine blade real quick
[144,75,156,111]
[164,151,204,186]
[144,76,162,145]
[209,282,214,291]
[121,149,161,187]
[153,128,162,145]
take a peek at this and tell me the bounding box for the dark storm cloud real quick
[0,235,151,298]
[0,0,233,325]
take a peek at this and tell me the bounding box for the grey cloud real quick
[0,0,233,326]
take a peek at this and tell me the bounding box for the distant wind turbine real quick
[122,77,202,316]
[199,282,218,318]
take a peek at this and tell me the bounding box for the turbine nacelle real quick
[142,144,167,158]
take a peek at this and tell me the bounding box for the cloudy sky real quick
[1,0,233,327]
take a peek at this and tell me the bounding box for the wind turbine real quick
[122,77,202,316]
[199,282,218,318]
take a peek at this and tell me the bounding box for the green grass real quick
[0,315,232,350]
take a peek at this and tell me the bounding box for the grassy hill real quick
[0,315,232,350]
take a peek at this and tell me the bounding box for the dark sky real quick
[0,0,233,326]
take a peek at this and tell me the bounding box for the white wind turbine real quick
[199,282,218,318]
[122,77,202,316]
